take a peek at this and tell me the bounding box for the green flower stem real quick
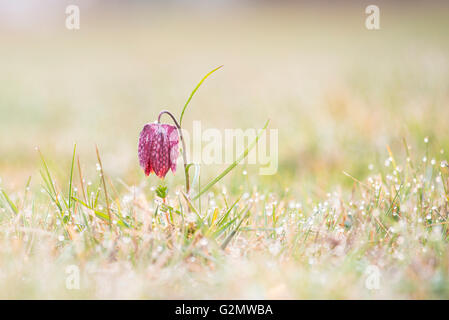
[158,110,190,195]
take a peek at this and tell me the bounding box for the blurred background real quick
[1,0,448,196]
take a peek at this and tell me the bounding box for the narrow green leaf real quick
[71,196,90,209]
[72,196,128,228]
[38,150,57,196]
[1,190,18,215]
[95,145,112,229]
[386,184,402,216]
[93,210,128,227]
[217,195,242,227]
[179,65,223,125]
[68,143,76,209]
[192,120,270,200]
[213,216,238,238]
[181,191,204,224]
[221,206,251,250]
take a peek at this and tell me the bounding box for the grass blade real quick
[217,195,242,227]
[1,189,18,215]
[192,120,269,200]
[221,206,251,250]
[179,65,223,125]
[68,143,76,209]
[95,145,112,230]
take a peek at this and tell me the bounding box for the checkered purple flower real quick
[138,123,179,178]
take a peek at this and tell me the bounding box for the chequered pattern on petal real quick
[138,123,179,179]
[165,124,179,173]
[138,124,156,176]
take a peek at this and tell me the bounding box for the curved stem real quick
[158,110,190,195]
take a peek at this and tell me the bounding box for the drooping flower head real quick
[138,123,179,178]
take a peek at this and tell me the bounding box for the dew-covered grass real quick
[1,140,449,299]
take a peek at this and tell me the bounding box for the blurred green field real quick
[1,3,448,190]
[1,2,449,299]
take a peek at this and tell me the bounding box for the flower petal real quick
[163,124,179,173]
[138,123,157,176]
[151,125,171,178]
